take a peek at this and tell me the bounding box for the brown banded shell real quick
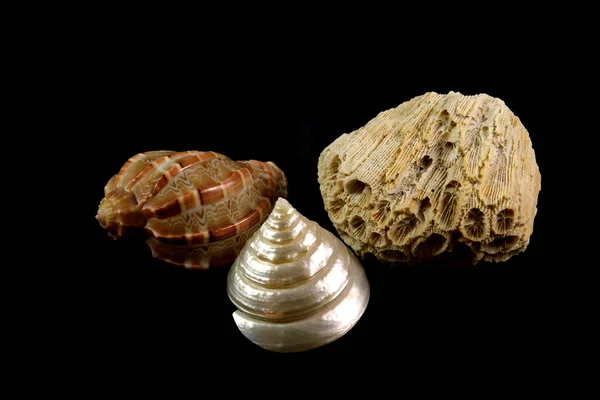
[96,150,288,268]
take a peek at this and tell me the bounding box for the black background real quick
[81,30,553,372]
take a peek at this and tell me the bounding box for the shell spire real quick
[227,197,370,352]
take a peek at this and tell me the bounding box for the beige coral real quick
[317,92,541,264]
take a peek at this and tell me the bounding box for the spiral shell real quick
[96,151,288,268]
[227,198,370,352]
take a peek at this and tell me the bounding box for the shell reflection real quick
[227,198,370,352]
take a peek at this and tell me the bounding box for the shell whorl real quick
[97,150,288,268]
[227,198,370,352]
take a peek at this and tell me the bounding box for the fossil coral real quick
[318,92,541,264]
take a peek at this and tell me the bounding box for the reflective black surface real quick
[82,45,550,368]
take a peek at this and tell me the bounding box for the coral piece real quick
[318,92,541,264]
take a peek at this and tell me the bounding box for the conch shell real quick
[318,92,541,264]
[227,198,370,352]
[96,150,288,268]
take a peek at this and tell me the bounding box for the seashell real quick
[227,198,370,352]
[318,92,541,264]
[96,150,288,268]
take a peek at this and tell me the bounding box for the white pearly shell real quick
[227,198,370,352]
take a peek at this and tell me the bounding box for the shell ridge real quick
[146,198,270,245]
[150,152,216,197]
[238,230,334,287]
[125,151,204,194]
[240,227,338,288]
[253,219,313,254]
[110,151,174,193]
[114,152,147,189]
[198,165,254,205]
[227,252,351,321]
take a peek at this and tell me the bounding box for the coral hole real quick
[420,155,433,171]
[369,232,389,247]
[349,215,366,237]
[327,154,341,180]
[439,181,462,228]
[412,233,447,258]
[495,209,515,233]
[388,214,419,244]
[345,179,368,194]
[444,141,456,149]
[481,126,490,139]
[444,180,461,193]
[417,197,431,221]
[329,198,345,214]
[371,201,390,223]
[462,208,486,240]
[485,235,519,253]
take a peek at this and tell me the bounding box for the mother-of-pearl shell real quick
[227,198,370,352]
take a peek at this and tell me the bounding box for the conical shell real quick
[227,198,370,352]
[318,92,541,264]
[96,150,288,268]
